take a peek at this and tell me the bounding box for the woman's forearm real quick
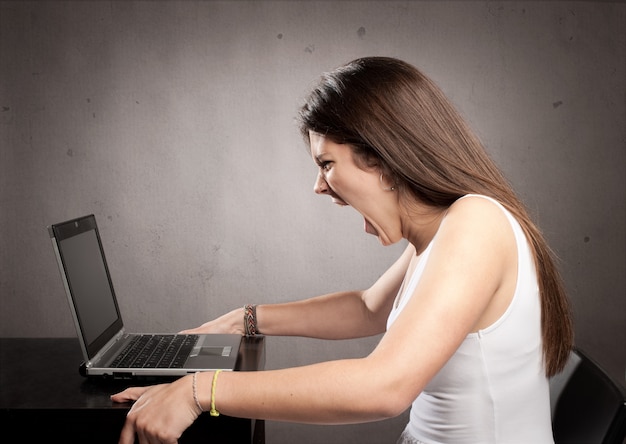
[257,290,388,339]
[180,292,385,338]
[196,357,411,424]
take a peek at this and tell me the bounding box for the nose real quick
[314,171,329,195]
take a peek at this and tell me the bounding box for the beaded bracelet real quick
[192,372,203,413]
[244,304,258,336]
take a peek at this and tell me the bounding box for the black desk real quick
[0,337,265,443]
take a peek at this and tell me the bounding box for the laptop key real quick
[111,334,200,369]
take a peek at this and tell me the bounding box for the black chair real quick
[550,347,626,444]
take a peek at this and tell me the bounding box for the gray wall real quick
[1,1,624,443]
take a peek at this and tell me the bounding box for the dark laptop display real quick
[48,214,241,378]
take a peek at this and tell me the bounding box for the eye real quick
[319,161,332,172]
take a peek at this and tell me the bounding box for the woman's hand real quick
[179,307,245,335]
[111,376,201,444]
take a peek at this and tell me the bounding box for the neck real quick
[401,203,448,255]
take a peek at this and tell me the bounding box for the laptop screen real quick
[50,215,124,359]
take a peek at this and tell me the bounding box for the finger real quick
[111,386,150,403]
[118,415,137,444]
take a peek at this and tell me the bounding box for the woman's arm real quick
[114,197,517,443]
[182,244,415,339]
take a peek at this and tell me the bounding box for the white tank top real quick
[387,195,553,443]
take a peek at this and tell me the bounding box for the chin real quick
[376,236,395,247]
[377,233,404,247]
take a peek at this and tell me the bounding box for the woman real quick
[112,57,573,444]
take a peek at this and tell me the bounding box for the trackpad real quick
[198,346,232,357]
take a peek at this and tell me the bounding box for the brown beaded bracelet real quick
[244,304,258,336]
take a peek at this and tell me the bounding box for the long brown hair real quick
[298,56,573,377]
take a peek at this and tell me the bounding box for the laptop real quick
[48,214,242,379]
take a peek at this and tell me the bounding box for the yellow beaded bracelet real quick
[210,370,222,417]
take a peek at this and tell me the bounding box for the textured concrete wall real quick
[1,2,624,442]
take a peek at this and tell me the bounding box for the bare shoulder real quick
[448,194,507,216]
[438,195,515,253]
[447,195,511,229]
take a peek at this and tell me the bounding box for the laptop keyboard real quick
[111,334,199,368]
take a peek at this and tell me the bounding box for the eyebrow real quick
[314,153,329,165]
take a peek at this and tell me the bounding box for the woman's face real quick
[309,132,402,246]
